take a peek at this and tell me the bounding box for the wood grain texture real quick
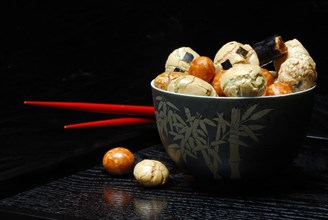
[1,139,328,219]
[1,1,328,219]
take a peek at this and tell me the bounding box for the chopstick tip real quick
[24,100,34,105]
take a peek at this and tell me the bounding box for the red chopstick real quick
[64,117,155,129]
[24,101,155,117]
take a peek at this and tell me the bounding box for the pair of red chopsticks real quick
[24,101,155,129]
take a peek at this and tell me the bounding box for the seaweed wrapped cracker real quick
[154,71,188,90]
[165,47,200,72]
[213,41,259,72]
[272,38,317,92]
[167,75,218,97]
[273,39,311,72]
[277,53,317,92]
[252,34,288,66]
[220,64,267,97]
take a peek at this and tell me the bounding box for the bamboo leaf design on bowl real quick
[154,96,273,179]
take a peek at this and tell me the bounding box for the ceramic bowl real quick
[151,80,316,181]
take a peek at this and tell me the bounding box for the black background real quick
[1,0,328,198]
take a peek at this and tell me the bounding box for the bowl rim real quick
[150,79,316,100]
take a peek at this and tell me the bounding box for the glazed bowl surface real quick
[151,80,316,180]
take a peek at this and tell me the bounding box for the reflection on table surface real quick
[1,141,328,219]
[1,1,328,219]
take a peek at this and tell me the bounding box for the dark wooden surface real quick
[1,1,328,219]
[0,138,328,219]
